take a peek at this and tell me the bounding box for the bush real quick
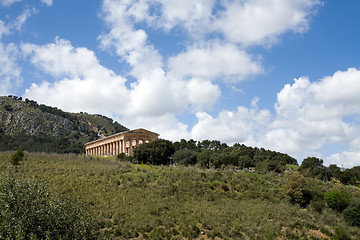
[324,190,351,212]
[0,177,97,239]
[284,171,313,207]
[10,149,25,165]
[343,199,360,226]
[310,199,326,213]
[333,226,351,240]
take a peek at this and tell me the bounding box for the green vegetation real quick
[343,199,360,227]
[1,152,360,239]
[133,139,175,165]
[0,177,97,239]
[324,190,351,212]
[10,149,24,165]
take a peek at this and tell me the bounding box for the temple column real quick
[121,140,124,153]
[129,138,133,156]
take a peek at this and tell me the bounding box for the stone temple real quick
[85,128,159,157]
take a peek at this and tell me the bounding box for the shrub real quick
[333,226,351,240]
[343,199,360,226]
[0,177,97,239]
[10,149,25,165]
[284,171,313,207]
[310,199,326,213]
[324,190,351,212]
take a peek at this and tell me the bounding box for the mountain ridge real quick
[0,95,128,153]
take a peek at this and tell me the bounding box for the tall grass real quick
[1,152,359,239]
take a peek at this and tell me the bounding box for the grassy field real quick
[1,152,359,239]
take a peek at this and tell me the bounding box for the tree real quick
[197,149,213,168]
[172,149,197,165]
[133,139,175,165]
[300,157,323,169]
[343,199,360,227]
[324,190,351,212]
[300,157,328,179]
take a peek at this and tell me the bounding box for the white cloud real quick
[326,151,360,169]
[14,8,37,31]
[41,0,53,6]
[258,68,360,161]
[0,0,22,7]
[128,68,185,117]
[22,38,190,120]
[0,42,22,95]
[22,38,129,116]
[191,106,271,144]
[153,0,214,35]
[168,41,264,82]
[212,0,321,46]
[186,78,221,111]
[0,21,10,39]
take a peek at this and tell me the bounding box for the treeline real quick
[131,139,297,173]
[132,139,360,186]
[299,157,360,185]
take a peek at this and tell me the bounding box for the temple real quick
[85,128,159,157]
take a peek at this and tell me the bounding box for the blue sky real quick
[1,0,360,167]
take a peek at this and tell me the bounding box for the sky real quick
[1,0,360,167]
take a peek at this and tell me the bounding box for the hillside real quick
[1,152,360,239]
[0,96,128,153]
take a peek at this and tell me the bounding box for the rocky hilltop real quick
[0,96,128,153]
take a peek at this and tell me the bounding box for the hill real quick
[1,152,360,239]
[0,95,128,153]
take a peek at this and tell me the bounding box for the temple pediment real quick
[85,128,159,157]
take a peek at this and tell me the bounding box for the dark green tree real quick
[172,149,197,165]
[197,149,213,168]
[343,199,360,226]
[133,139,175,165]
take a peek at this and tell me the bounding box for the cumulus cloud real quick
[212,0,321,46]
[256,68,360,165]
[326,151,360,169]
[22,38,129,115]
[0,42,22,95]
[186,78,221,111]
[168,41,264,82]
[191,106,271,145]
